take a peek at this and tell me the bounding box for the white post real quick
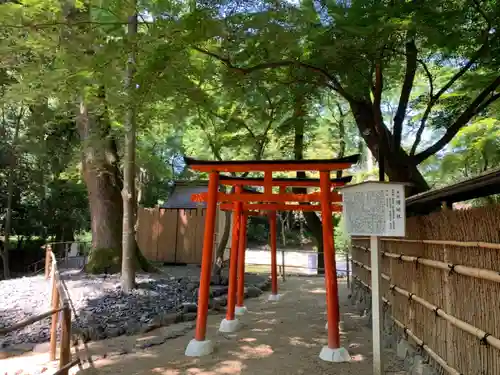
[370,235,383,375]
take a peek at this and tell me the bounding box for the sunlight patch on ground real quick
[136,334,160,342]
[311,337,328,345]
[252,310,276,316]
[213,360,245,374]
[350,354,366,362]
[229,344,274,360]
[289,336,316,348]
[250,327,273,333]
[152,368,180,375]
[255,318,279,325]
[307,288,326,294]
[239,337,258,343]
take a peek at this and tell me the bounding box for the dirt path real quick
[73,277,405,375]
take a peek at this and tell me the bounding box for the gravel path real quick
[71,277,406,375]
[0,269,222,349]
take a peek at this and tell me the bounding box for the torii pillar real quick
[185,171,219,356]
[318,171,350,362]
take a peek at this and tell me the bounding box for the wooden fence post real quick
[443,244,454,368]
[49,268,60,361]
[59,304,71,375]
[346,251,350,288]
[45,247,51,279]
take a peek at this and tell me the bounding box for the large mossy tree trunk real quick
[78,96,155,275]
[78,100,124,274]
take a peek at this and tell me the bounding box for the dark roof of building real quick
[161,180,260,209]
[406,167,500,215]
[162,183,209,209]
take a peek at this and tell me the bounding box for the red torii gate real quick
[184,156,359,363]
[214,175,351,308]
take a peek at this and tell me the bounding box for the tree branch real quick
[474,92,500,115]
[415,75,500,164]
[410,59,435,156]
[409,34,494,156]
[393,39,417,149]
[192,47,355,102]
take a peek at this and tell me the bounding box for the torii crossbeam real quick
[183,155,359,364]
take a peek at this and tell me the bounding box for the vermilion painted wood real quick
[183,156,359,173]
[269,212,278,296]
[236,214,248,308]
[192,191,342,204]
[187,162,354,173]
[218,178,349,188]
[219,203,343,212]
[195,172,219,341]
[226,186,242,321]
[320,171,341,349]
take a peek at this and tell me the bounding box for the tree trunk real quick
[121,3,138,292]
[290,95,325,274]
[58,0,151,275]
[212,210,231,277]
[335,103,346,179]
[1,115,22,279]
[349,100,429,195]
[78,100,124,273]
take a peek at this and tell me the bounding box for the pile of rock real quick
[0,271,271,352]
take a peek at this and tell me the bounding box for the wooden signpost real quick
[339,181,406,375]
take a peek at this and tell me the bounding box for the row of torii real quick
[183,154,360,363]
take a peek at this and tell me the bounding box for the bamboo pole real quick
[353,273,461,375]
[443,244,455,368]
[53,358,80,375]
[352,237,500,250]
[392,317,461,375]
[58,304,71,375]
[352,275,390,305]
[351,245,500,284]
[0,307,62,335]
[351,259,500,351]
[50,267,60,361]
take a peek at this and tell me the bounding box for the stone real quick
[183,312,197,322]
[211,285,229,297]
[0,271,219,350]
[396,338,412,360]
[107,326,124,338]
[410,362,437,375]
[246,285,263,298]
[186,282,199,293]
[125,320,141,335]
[181,302,198,314]
[150,314,163,328]
[161,312,178,326]
[210,275,229,285]
[257,280,271,291]
[214,295,227,306]
[175,312,185,323]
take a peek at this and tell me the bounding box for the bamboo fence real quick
[351,204,500,375]
[0,249,80,375]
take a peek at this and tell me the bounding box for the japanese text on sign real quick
[341,183,406,237]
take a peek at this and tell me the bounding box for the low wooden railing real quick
[1,250,80,375]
